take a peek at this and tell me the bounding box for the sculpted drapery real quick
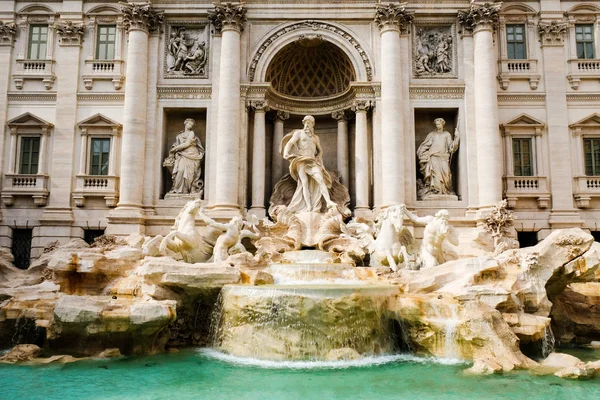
[164,118,204,195]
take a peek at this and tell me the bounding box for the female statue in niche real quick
[163,118,204,196]
[417,117,459,199]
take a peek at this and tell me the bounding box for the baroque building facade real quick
[0,0,600,267]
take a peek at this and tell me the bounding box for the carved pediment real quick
[502,114,545,128]
[77,113,121,128]
[7,112,53,128]
[570,113,600,129]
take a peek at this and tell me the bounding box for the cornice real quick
[157,85,212,99]
[497,93,546,103]
[7,92,56,102]
[77,93,125,101]
[409,85,464,99]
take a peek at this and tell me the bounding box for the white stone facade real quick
[1,0,600,260]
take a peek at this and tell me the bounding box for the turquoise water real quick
[1,349,600,400]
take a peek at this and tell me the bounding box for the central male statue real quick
[281,115,337,213]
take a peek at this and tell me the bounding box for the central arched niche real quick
[265,38,356,98]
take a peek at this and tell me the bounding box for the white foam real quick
[197,348,467,369]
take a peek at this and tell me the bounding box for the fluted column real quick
[375,3,413,207]
[332,110,349,186]
[459,3,502,209]
[115,3,162,213]
[249,100,269,217]
[209,3,246,210]
[271,110,289,187]
[352,101,371,212]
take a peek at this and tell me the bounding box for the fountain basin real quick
[212,284,400,360]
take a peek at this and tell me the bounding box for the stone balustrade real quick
[83,59,124,90]
[504,176,550,209]
[73,175,120,208]
[1,173,49,206]
[567,59,600,90]
[13,59,56,90]
[573,176,600,208]
[497,59,540,90]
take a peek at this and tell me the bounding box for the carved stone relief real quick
[164,23,210,78]
[413,25,456,78]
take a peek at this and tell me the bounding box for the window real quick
[506,24,526,60]
[96,25,116,60]
[517,231,538,248]
[12,229,32,270]
[19,137,40,175]
[512,138,533,176]
[576,25,595,59]
[584,138,600,176]
[28,25,48,60]
[84,229,105,245]
[90,138,110,176]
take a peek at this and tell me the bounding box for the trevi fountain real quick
[1,115,600,399]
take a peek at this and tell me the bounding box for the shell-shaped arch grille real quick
[266,39,356,98]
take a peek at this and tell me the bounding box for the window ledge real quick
[504,175,550,208]
[567,59,600,90]
[1,173,49,206]
[497,59,540,90]
[573,176,600,208]
[82,60,124,90]
[13,59,56,90]
[73,174,119,207]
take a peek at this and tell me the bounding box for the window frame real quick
[506,24,527,60]
[18,136,41,175]
[583,137,600,176]
[88,136,111,176]
[27,24,49,60]
[95,24,117,60]
[512,137,534,177]
[575,24,596,59]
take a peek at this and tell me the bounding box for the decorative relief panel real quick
[164,22,210,79]
[413,25,456,79]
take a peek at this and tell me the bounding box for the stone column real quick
[271,110,289,187]
[78,128,88,175]
[209,3,246,211]
[0,21,16,183]
[375,3,413,207]
[249,100,269,217]
[459,3,502,209]
[110,3,162,225]
[538,20,581,228]
[39,20,85,238]
[352,101,371,213]
[332,110,350,186]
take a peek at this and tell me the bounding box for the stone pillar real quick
[538,20,581,228]
[0,21,16,183]
[209,3,246,212]
[39,20,85,240]
[352,101,371,213]
[375,3,413,207]
[78,128,88,175]
[108,3,162,234]
[332,110,350,186]
[249,100,269,217]
[110,5,162,223]
[271,110,289,187]
[459,3,502,209]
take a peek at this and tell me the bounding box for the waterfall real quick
[540,325,555,358]
[429,301,461,360]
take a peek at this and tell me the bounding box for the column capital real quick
[352,100,372,113]
[247,100,270,112]
[458,2,501,34]
[275,110,290,122]
[538,21,569,47]
[209,3,247,34]
[53,21,85,47]
[374,3,414,34]
[0,21,17,47]
[120,2,164,34]
[332,110,351,121]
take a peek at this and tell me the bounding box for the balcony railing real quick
[567,59,600,90]
[13,59,56,90]
[73,175,119,207]
[573,176,600,208]
[1,173,49,206]
[503,175,550,208]
[83,59,124,90]
[497,59,540,90]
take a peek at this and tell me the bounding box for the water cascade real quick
[211,251,400,360]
